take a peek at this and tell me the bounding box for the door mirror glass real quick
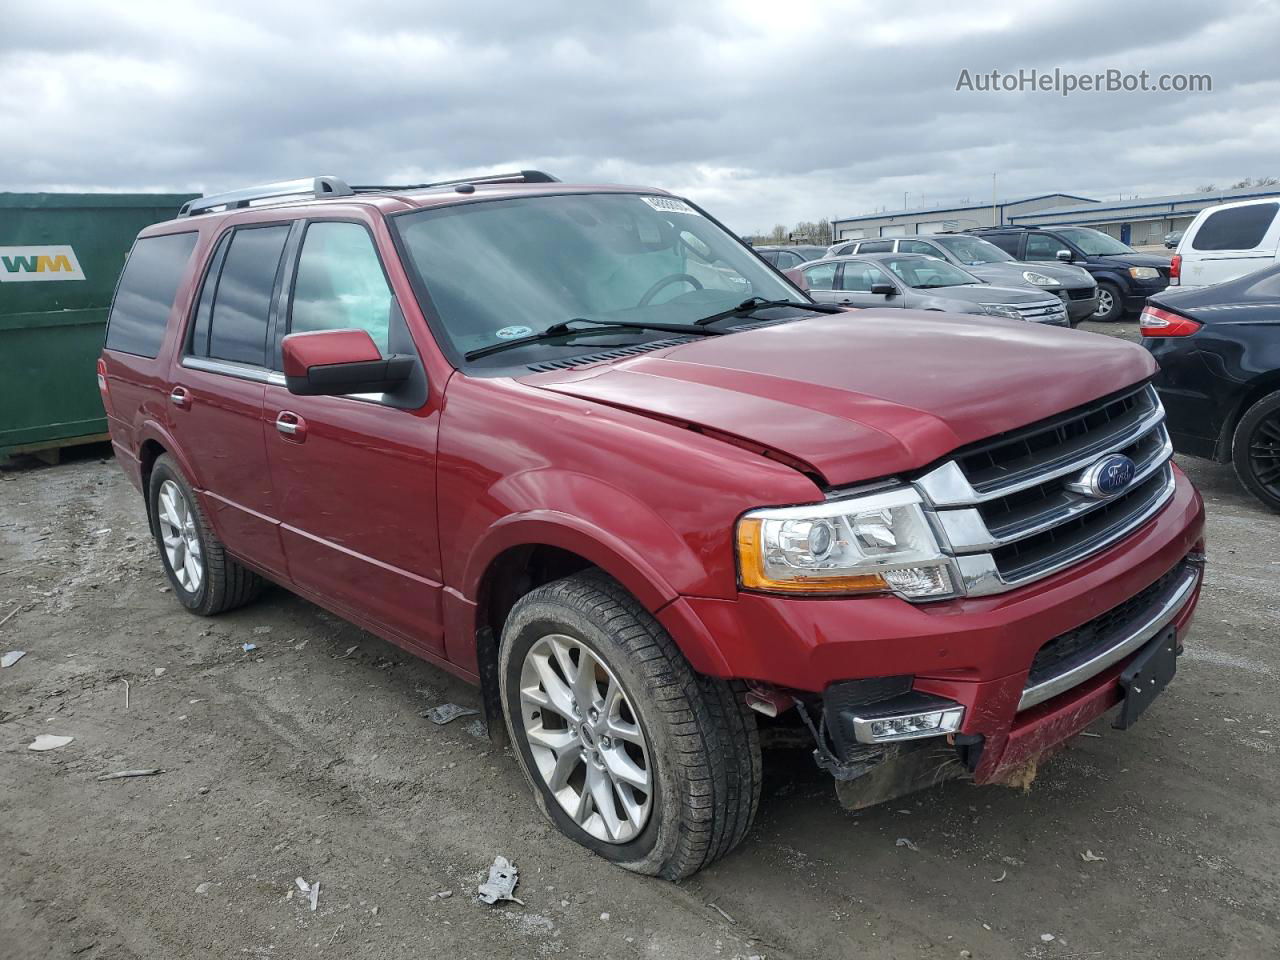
[281,329,413,397]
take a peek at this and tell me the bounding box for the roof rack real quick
[178,177,353,217]
[350,170,561,192]
[177,170,561,218]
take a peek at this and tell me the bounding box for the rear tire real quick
[1092,282,1124,322]
[498,571,761,879]
[147,455,264,615]
[1231,390,1280,512]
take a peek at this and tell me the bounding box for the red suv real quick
[100,171,1205,879]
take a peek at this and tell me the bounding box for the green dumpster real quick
[1,191,198,462]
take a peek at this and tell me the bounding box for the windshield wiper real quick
[692,297,846,326]
[463,317,724,362]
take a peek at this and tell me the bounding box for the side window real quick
[758,251,779,265]
[188,233,231,358]
[104,232,198,358]
[1024,233,1066,260]
[899,239,939,256]
[205,225,290,366]
[803,262,838,290]
[858,240,894,253]
[1192,203,1279,251]
[839,261,893,292]
[290,222,393,352]
[776,251,803,269]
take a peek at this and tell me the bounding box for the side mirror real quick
[1056,249,1073,262]
[784,268,809,291]
[282,329,413,397]
[870,282,897,296]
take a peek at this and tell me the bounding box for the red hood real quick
[520,311,1156,486]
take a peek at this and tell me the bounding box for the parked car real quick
[794,253,1070,325]
[825,234,1097,325]
[754,244,829,269]
[970,225,1171,322]
[100,171,1205,880]
[1142,263,1280,511]
[1164,229,1184,249]
[1169,196,1280,290]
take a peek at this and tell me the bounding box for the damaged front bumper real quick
[799,552,1203,808]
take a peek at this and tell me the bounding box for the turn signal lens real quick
[1140,305,1201,337]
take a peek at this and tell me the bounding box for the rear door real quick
[168,222,291,576]
[261,216,445,654]
[1182,201,1280,288]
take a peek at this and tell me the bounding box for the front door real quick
[262,219,445,654]
[168,224,292,577]
[833,260,903,309]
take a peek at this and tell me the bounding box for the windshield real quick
[933,235,1015,265]
[880,256,980,288]
[392,193,803,360]
[1055,227,1136,256]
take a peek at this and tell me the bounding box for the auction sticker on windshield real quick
[495,325,535,339]
[641,196,698,215]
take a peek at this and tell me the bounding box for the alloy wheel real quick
[1094,288,1114,317]
[157,479,203,593]
[518,633,653,843]
[1248,413,1280,496]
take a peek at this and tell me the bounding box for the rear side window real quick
[104,232,198,357]
[290,222,393,352]
[982,233,1021,256]
[1192,203,1279,251]
[204,225,290,366]
[803,261,838,290]
[858,240,893,253]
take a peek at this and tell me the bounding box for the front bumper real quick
[1065,294,1099,323]
[659,465,1204,782]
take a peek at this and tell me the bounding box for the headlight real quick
[1129,267,1160,280]
[1022,271,1057,286]
[980,303,1022,320]
[736,488,955,598]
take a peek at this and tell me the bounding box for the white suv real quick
[1173,196,1280,288]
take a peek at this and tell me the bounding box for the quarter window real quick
[205,225,290,366]
[290,222,393,352]
[1192,203,1279,251]
[104,232,198,358]
[857,240,894,253]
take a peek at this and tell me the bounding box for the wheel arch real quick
[1220,372,1280,461]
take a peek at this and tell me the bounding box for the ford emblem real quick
[1067,454,1136,499]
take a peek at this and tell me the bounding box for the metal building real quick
[1009,185,1280,247]
[830,193,1095,241]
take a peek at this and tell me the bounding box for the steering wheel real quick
[638,273,703,306]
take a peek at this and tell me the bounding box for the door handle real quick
[275,411,307,442]
[170,387,191,409]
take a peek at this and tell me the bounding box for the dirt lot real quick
[2,321,1278,960]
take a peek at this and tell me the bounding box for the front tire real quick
[1232,390,1280,512]
[499,572,761,879]
[1092,282,1124,322]
[148,455,263,615]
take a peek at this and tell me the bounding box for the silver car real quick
[798,253,1070,325]
[825,234,1097,325]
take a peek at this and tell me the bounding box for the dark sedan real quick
[1143,264,1280,511]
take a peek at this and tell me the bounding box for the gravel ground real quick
[2,319,1277,960]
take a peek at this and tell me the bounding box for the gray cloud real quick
[2,0,1276,233]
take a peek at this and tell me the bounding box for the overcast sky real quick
[3,0,1278,233]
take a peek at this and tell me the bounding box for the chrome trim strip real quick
[915,390,1165,506]
[181,356,284,385]
[939,429,1173,552]
[1018,565,1200,711]
[957,465,1177,596]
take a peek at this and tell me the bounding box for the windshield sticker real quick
[495,325,534,339]
[641,196,699,216]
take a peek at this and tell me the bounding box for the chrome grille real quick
[914,383,1176,596]
[1010,300,1069,325]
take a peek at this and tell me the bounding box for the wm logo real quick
[0,246,86,282]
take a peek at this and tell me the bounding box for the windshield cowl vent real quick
[525,337,696,373]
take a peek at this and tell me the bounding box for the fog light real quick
[852,705,964,743]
